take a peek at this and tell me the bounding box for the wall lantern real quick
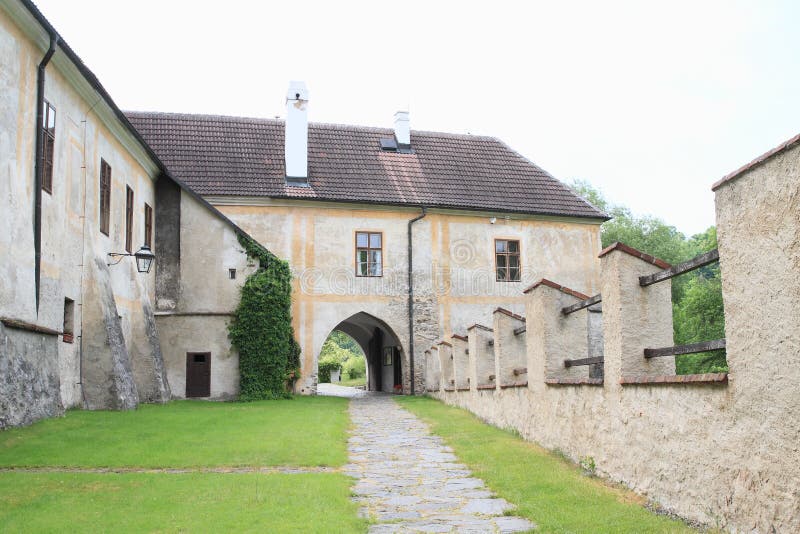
[107,245,155,273]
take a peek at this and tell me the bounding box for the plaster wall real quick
[214,201,602,393]
[429,150,800,532]
[156,315,240,400]
[154,192,254,399]
[0,3,164,423]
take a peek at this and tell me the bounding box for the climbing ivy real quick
[229,234,301,400]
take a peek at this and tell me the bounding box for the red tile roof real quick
[126,111,608,219]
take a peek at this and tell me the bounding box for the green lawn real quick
[0,471,366,533]
[397,396,694,534]
[0,397,349,468]
[338,376,366,387]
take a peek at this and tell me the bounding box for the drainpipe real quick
[34,32,59,313]
[407,207,427,395]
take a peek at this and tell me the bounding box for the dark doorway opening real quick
[186,352,211,397]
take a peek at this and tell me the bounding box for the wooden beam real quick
[639,249,719,287]
[644,339,726,358]
[513,367,527,376]
[561,293,602,315]
[564,356,604,368]
[0,317,61,336]
[513,325,526,336]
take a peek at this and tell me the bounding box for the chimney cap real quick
[286,81,309,101]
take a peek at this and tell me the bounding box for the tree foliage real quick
[571,180,727,373]
[318,331,366,382]
[228,234,301,400]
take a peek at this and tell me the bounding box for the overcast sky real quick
[34,0,800,235]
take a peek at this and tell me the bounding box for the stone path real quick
[317,382,368,398]
[343,395,535,533]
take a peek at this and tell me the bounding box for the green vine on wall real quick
[228,234,301,400]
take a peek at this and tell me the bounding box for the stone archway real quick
[326,312,404,393]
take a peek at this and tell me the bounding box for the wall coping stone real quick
[545,378,604,386]
[712,131,800,190]
[523,278,590,300]
[598,242,671,269]
[499,381,528,389]
[451,334,468,341]
[494,307,526,322]
[476,384,496,390]
[620,373,728,385]
[467,323,493,332]
[437,340,452,347]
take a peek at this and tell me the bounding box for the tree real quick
[319,330,367,382]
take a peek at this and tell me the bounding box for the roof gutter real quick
[34,30,59,313]
[407,207,427,395]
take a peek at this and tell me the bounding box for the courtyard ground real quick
[0,394,695,533]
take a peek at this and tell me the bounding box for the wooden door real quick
[186,352,211,397]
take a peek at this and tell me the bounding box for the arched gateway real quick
[325,312,404,393]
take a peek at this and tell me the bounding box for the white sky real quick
[33,0,800,235]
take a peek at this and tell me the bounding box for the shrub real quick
[229,235,301,400]
[343,356,366,379]
[318,356,342,383]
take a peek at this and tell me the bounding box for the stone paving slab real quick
[343,395,535,533]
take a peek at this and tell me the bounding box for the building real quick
[1,0,605,424]
[0,0,260,428]
[128,84,608,395]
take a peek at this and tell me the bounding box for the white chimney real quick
[394,111,410,147]
[285,81,309,181]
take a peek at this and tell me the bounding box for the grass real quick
[0,397,349,468]
[397,396,694,534]
[338,376,366,387]
[0,471,367,533]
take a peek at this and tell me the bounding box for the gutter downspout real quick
[407,207,427,395]
[34,32,59,313]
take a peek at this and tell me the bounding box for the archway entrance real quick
[325,312,404,393]
[318,331,367,387]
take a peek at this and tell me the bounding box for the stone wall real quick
[427,146,800,532]
[0,323,62,429]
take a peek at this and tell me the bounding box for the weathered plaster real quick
[215,204,601,393]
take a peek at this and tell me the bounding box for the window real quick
[355,231,382,277]
[41,101,56,193]
[125,186,134,253]
[99,159,111,235]
[144,203,153,248]
[495,239,521,282]
[63,298,74,343]
[228,268,236,280]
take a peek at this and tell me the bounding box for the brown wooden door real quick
[186,352,211,397]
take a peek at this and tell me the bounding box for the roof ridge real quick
[124,110,497,140]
